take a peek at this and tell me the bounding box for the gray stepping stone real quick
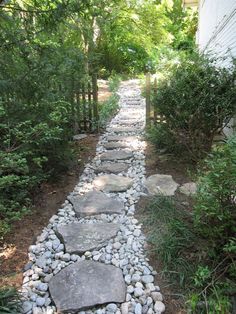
[49,261,126,312]
[56,223,119,254]
[107,127,135,133]
[68,190,124,217]
[107,136,138,142]
[144,174,179,196]
[104,142,130,150]
[94,174,133,192]
[73,134,87,141]
[95,162,130,174]
[101,150,133,161]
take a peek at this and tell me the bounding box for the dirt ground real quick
[136,142,194,314]
[0,81,111,289]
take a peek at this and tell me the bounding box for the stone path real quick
[21,80,165,314]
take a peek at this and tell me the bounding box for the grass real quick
[141,195,197,289]
[0,288,22,314]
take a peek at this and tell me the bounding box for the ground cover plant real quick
[142,137,236,313]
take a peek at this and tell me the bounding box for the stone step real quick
[107,135,139,142]
[68,190,124,217]
[94,162,130,174]
[49,261,126,312]
[103,142,130,150]
[100,150,133,161]
[94,174,133,192]
[56,223,120,254]
[107,127,136,133]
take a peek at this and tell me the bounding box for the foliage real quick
[0,288,22,314]
[194,137,236,244]
[98,94,119,129]
[150,52,236,161]
[142,138,236,313]
[142,195,197,287]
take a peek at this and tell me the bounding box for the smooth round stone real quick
[141,275,154,284]
[134,303,142,314]
[106,303,118,312]
[36,297,46,307]
[134,288,144,297]
[151,292,163,302]
[154,301,165,313]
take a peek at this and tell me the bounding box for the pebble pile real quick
[21,80,165,314]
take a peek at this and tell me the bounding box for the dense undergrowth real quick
[144,135,236,312]
[143,145,236,313]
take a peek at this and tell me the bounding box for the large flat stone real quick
[107,127,135,133]
[107,136,139,142]
[144,174,179,196]
[95,162,130,174]
[101,150,133,161]
[94,174,133,192]
[56,223,119,254]
[68,190,124,217]
[104,142,130,150]
[49,261,126,312]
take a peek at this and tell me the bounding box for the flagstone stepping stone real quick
[101,150,133,161]
[179,182,197,196]
[107,127,136,133]
[56,223,119,254]
[94,174,133,192]
[107,135,138,142]
[104,142,130,150]
[73,134,87,141]
[144,174,179,196]
[95,162,129,174]
[68,190,124,217]
[49,260,126,312]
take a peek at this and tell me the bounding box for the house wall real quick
[197,0,236,136]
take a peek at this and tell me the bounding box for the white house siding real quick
[197,0,236,136]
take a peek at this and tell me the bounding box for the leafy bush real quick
[194,137,236,245]
[98,94,119,129]
[0,288,22,314]
[151,52,236,161]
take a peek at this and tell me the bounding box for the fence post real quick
[145,72,151,126]
[92,73,99,132]
[82,83,87,131]
[153,77,157,125]
[88,82,92,132]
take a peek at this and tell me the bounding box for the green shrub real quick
[98,94,119,128]
[151,52,236,161]
[0,288,22,314]
[194,137,236,245]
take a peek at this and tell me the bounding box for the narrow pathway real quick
[21,80,165,314]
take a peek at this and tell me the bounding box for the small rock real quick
[106,303,118,312]
[154,301,165,313]
[134,303,142,314]
[141,275,154,284]
[151,292,163,302]
[36,297,46,307]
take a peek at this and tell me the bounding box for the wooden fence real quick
[72,74,99,133]
[145,72,160,126]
